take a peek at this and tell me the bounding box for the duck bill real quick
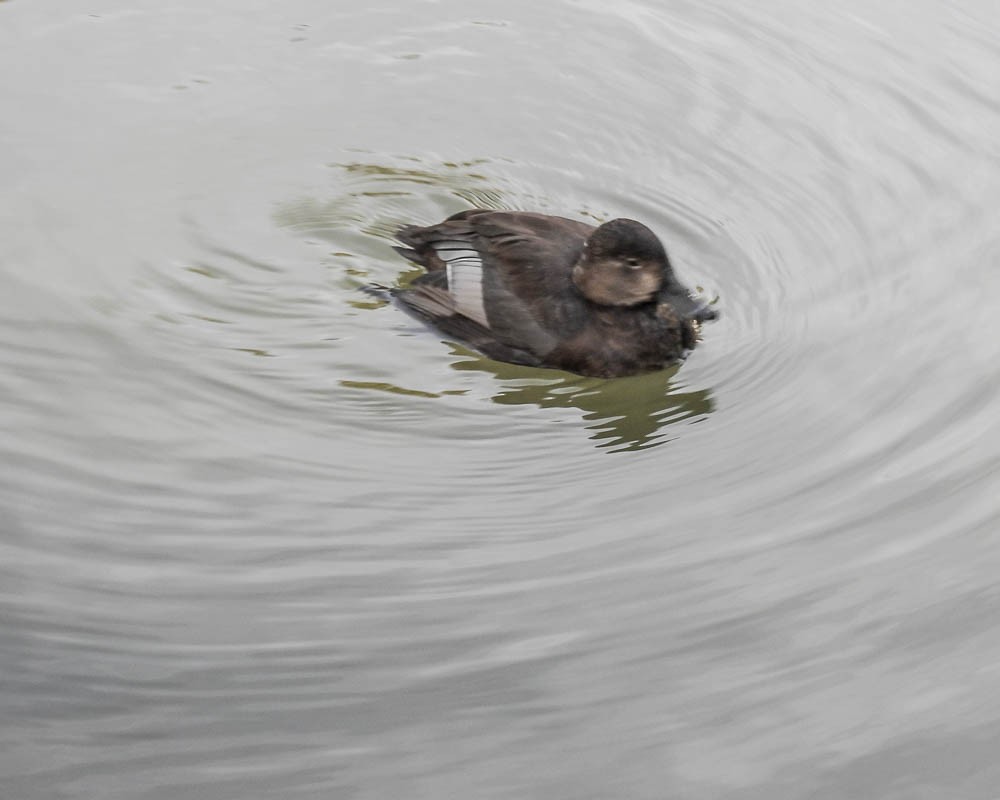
[667,288,719,324]
[691,300,719,323]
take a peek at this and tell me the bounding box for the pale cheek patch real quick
[432,242,490,328]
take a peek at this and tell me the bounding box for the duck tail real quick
[391,244,422,263]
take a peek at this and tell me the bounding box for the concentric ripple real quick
[2,0,1000,797]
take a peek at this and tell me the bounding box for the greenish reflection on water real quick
[449,347,714,452]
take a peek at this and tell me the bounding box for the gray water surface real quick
[3,1,1000,798]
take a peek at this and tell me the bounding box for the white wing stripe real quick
[449,265,489,327]
[433,243,489,328]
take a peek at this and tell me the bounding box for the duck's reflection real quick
[448,346,715,452]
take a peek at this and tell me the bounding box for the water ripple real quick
[4,0,1000,796]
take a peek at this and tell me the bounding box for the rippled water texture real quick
[3,1,1000,797]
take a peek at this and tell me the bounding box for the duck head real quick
[572,218,717,331]
[572,219,667,306]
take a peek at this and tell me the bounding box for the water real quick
[2,1,999,797]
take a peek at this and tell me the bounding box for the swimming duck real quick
[391,209,717,378]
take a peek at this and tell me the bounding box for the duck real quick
[390,209,717,378]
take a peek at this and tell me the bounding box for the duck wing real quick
[393,272,545,367]
[394,210,594,360]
